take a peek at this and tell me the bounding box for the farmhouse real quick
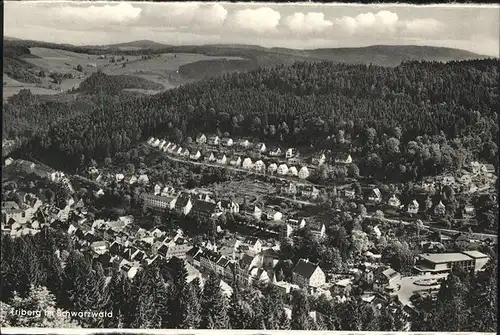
[292,259,326,289]
[277,164,289,175]
[298,166,310,179]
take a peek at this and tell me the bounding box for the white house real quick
[242,158,253,170]
[189,150,201,161]
[216,155,227,165]
[256,143,267,153]
[147,137,156,145]
[285,148,296,158]
[287,166,298,177]
[221,138,234,147]
[175,147,183,155]
[292,259,326,289]
[277,164,289,176]
[154,184,162,195]
[158,140,167,149]
[388,194,401,208]
[208,136,220,145]
[229,156,242,167]
[312,153,326,166]
[196,134,207,144]
[268,163,278,174]
[115,174,125,182]
[269,147,282,157]
[253,206,263,220]
[407,200,419,215]
[138,174,150,185]
[298,166,310,179]
[207,153,216,162]
[368,188,382,203]
[254,160,266,173]
[127,175,138,185]
[5,157,15,166]
[152,139,161,147]
[240,139,251,148]
[335,154,352,164]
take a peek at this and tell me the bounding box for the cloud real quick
[225,7,281,33]
[401,18,445,36]
[148,3,227,28]
[283,12,333,34]
[52,3,142,24]
[335,10,399,34]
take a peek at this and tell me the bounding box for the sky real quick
[4,1,499,57]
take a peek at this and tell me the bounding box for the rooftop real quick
[418,252,473,264]
[461,250,489,259]
[293,259,319,279]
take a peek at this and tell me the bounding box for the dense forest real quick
[8,59,498,179]
[77,72,164,95]
[178,59,255,80]
[0,227,496,331]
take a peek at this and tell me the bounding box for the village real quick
[1,132,498,327]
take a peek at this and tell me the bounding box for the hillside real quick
[77,72,165,95]
[10,59,498,177]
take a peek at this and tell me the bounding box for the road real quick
[364,214,498,242]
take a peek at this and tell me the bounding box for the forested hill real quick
[11,59,499,177]
[77,72,165,95]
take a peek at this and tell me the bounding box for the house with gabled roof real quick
[368,188,382,203]
[216,154,227,165]
[433,201,446,217]
[189,150,202,161]
[387,194,401,208]
[301,185,319,199]
[255,143,266,153]
[147,137,156,145]
[207,135,220,145]
[217,199,240,213]
[181,148,190,157]
[191,199,220,221]
[268,163,278,174]
[138,174,149,185]
[287,166,298,177]
[254,160,266,173]
[269,147,282,157]
[285,148,296,159]
[196,134,207,144]
[174,193,193,216]
[253,206,262,220]
[281,181,298,195]
[277,164,289,175]
[229,156,242,167]
[151,139,161,147]
[221,138,233,147]
[240,139,251,148]
[407,199,420,215]
[292,259,326,289]
[374,267,401,293]
[154,184,162,195]
[242,157,253,169]
[158,140,167,150]
[335,154,352,164]
[298,166,310,179]
[311,153,326,166]
[263,208,283,222]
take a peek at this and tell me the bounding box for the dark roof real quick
[193,200,217,213]
[239,253,254,270]
[97,254,112,266]
[175,194,191,208]
[293,259,319,279]
[158,244,170,256]
[219,199,234,209]
[133,250,146,261]
[186,246,201,258]
[261,248,280,258]
[217,257,230,267]
[109,241,125,255]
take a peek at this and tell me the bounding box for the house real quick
[242,158,253,169]
[414,251,489,274]
[281,182,297,195]
[387,194,401,208]
[221,138,233,147]
[287,166,298,177]
[249,267,271,284]
[189,150,202,161]
[292,259,326,288]
[161,186,176,196]
[277,164,289,175]
[407,200,420,215]
[311,153,326,166]
[368,188,382,203]
[181,148,190,157]
[157,242,192,260]
[260,248,280,269]
[311,224,326,239]
[4,157,14,166]
[185,247,204,267]
[263,209,283,221]
[175,147,183,155]
[301,186,319,199]
[141,193,176,210]
[216,154,227,165]
[468,161,481,174]
[267,163,278,174]
[335,154,352,164]
[253,206,262,220]
[285,148,296,159]
[196,134,207,144]
[151,139,161,147]
[287,217,307,230]
[269,147,282,157]
[126,175,138,185]
[333,278,353,296]
[147,137,156,145]
[373,268,401,293]
[207,135,220,145]
[158,140,167,150]
[288,157,303,165]
[240,139,251,148]
[174,193,193,215]
[154,184,162,195]
[121,263,140,280]
[298,166,310,179]
[458,173,472,185]
[191,200,219,221]
[138,174,149,185]
[255,143,266,153]
[91,241,109,255]
[254,160,266,173]
[484,164,495,174]
[433,201,446,217]
[217,199,240,213]
[166,143,177,153]
[229,156,242,167]
[207,152,216,162]
[442,175,456,186]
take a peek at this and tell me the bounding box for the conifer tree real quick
[179,281,202,329]
[200,274,229,329]
[291,289,311,330]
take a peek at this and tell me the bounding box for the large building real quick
[292,258,326,289]
[141,193,176,210]
[414,251,490,274]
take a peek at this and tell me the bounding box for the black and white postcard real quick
[1,1,498,334]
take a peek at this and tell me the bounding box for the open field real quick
[14,48,246,93]
[204,179,276,204]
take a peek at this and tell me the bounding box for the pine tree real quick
[179,281,202,329]
[200,274,229,329]
[291,289,311,330]
[165,257,188,328]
